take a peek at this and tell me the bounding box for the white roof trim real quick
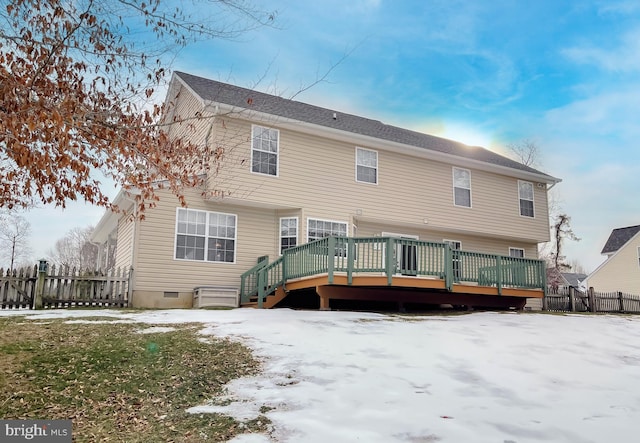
[586,229,640,285]
[208,101,560,185]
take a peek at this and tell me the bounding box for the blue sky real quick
[21,0,640,272]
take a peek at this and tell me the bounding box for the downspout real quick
[120,196,139,307]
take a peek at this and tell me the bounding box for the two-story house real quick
[585,225,640,294]
[92,71,560,310]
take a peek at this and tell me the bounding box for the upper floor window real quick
[175,208,236,263]
[518,181,534,217]
[251,125,279,176]
[637,246,640,268]
[356,147,378,184]
[280,217,298,254]
[453,167,471,207]
[509,247,525,258]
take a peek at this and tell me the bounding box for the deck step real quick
[240,286,289,309]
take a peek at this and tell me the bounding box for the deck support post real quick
[496,256,502,296]
[327,236,335,284]
[386,237,394,286]
[347,238,354,285]
[316,285,331,311]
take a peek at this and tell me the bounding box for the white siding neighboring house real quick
[585,225,640,294]
[92,71,561,308]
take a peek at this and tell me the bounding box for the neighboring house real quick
[585,225,640,294]
[547,268,588,292]
[92,71,560,309]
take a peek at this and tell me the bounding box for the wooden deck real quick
[282,274,542,310]
[240,236,546,310]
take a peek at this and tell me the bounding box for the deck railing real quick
[240,236,546,307]
[239,255,269,304]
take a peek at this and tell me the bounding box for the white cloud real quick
[563,28,640,73]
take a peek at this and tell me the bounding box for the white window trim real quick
[452,167,472,208]
[250,124,280,177]
[509,247,526,258]
[306,217,349,242]
[279,217,298,255]
[174,208,237,264]
[443,239,462,250]
[355,147,378,185]
[518,180,535,218]
[382,232,419,240]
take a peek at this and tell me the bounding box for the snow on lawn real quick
[2,308,640,442]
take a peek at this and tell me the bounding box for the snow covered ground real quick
[2,308,640,442]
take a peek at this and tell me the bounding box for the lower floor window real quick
[308,218,348,256]
[175,208,237,263]
[280,217,298,254]
[307,218,348,242]
[509,247,525,258]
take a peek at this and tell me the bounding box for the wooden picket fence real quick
[544,286,640,313]
[1,265,130,309]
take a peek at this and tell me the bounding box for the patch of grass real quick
[0,317,269,442]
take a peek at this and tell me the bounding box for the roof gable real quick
[601,225,640,254]
[174,71,558,182]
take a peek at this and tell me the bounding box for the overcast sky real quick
[18,0,640,272]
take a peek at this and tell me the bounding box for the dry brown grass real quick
[0,317,270,442]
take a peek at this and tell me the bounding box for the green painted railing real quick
[240,236,546,306]
[239,255,269,304]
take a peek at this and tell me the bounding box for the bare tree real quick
[550,214,580,271]
[48,226,98,270]
[507,139,541,168]
[1,0,276,213]
[0,211,32,270]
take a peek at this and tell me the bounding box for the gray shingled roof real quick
[601,225,640,254]
[561,272,587,287]
[175,71,557,180]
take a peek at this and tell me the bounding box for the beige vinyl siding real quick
[588,234,640,294]
[164,83,211,146]
[114,215,135,270]
[355,221,538,258]
[210,117,550,243]
[131,188,278,295]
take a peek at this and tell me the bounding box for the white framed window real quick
[637,246,640,268]
[356,147,378,184]
[251,125,279,176]
[453,167,471,207]
[307,218,348,242]
[518,180,535,217]
[443,239,462,250]
[175,208,237,263]
[280,217,298,254]
[308,218,349,257]
[509,247,525,258]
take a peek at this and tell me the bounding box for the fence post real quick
[34,259,48,310]
[569,286,576,312]
[618,291,624,313]
[588,287,596,313]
